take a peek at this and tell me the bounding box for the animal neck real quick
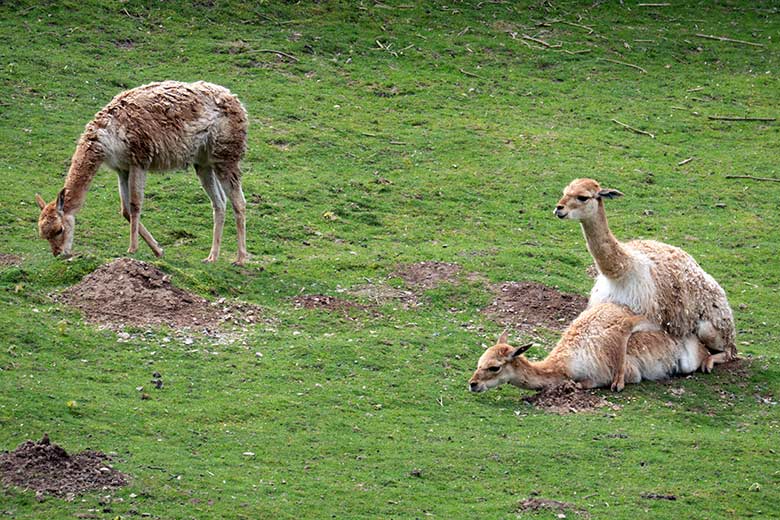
[580,201,632,279]
[508,357,567,390]
[62,128,104,214]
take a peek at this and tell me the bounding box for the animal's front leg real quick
[127,168,148,254]
[118,172,163,257]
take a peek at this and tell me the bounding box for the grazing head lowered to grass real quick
[35,80,249,265]
[469,303,727,394]
[553,178,736,366]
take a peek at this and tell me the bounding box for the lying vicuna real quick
[36,81,249,264]
[469,303,724,393]
[554,178,736,364]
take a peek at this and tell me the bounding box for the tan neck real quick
[62,130,104,214]
[509,357,568,390]
[580,201,632,279]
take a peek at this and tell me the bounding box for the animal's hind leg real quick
[609,334,630,392]
[214,164,248,266]
[195,165,227,263]
[119,169,162,256]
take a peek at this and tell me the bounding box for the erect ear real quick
[497,329,509,345]
[56,188,66,215]
[598,188,624,200]
[510,342,533,358]
[35,193,47,210]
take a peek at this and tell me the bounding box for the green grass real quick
[1,1,779,518]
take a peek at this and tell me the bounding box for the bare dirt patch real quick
[524,381,619,414]
[293,294,377,318]
[0,253,22,267]
[517,497,589,517]
[58,258,261,331]
[483,281,587,332]
[0,435,128,500]
[392,261,462,290]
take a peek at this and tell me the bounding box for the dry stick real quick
[522,34,561,48]
[694,33,763,47]
[612,119,655,138]
[563,49,592,55]
[246,49,299,62]
[725,175,780,183]
[638,3,670,6]
[677,157,694,166]
[708,115,776,122]
[459,68,484,79]
[601,58,646,73]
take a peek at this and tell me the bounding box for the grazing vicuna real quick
[35,81,249,264]
[554,178,736,364]
[468,303,722,393]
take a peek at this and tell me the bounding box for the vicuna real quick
[469,303,724,393]
[36,81,249,264]
[554,178,736,366]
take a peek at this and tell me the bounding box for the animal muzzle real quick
[554,206,567,218]
[469,381,485,393]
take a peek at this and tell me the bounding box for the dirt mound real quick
[293,294,376,317]
[0,435,128,499]
[517,497,589,517]
[0,253,22,267]
[524,381,618,414]
[483,281,587,332]
[58,258,261,330]
[392,261,461,290]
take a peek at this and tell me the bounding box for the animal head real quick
[35,189,75,257]
[554,178,623,220]
[468,331,532,393]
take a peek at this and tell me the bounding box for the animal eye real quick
[488,366,501,372]
[576,195,589,202]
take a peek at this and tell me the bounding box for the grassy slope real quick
[0,1,778,518]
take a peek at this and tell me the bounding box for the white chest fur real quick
[588,249,656,316]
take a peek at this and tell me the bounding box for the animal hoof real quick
[127,247,138,254]
[610,382,625,392]
[153,247,164,258]
[202,256,217,264]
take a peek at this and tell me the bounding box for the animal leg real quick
[117,172,163,257]
[610,334,630,392]
[215,165,248,266]
[127,168,149,255]
[701,352,729,373]
[196,165,227,263]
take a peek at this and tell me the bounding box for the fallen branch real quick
[246,49,299,62]
[694,33,763,47]
[638,3,670,6]
[708,115,776,122]
[563,49,592,55]
[677,157,694,166]
[459,68,484,79]
[601,58,646,73]
[553,19,594,34]
[611,119,655,138]
[725,175,780,183]
[522,34,561,48]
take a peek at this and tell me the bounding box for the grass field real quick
[1,1,779,518]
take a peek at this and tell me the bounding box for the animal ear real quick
[497,329,509,345]
[598,188,624,199]
[56,189,66,215]
[35,193,46,210]
[510,342,533,358]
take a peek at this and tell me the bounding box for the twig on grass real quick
[677,157,694,166]
[600,58,646,73]
[522,34,561,48]
[563,49,592,55]
[459,68,484,79]
[638,3,671,6]
[725,175,780,183]
[708,115,776,122]
[611,119,655,138]
[694,33,763,47]
[246,49,299,62]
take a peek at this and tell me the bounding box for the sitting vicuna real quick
[554,178,736,365]
[469,303,725,393]
[36,80,249,264]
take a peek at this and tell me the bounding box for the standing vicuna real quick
[469,303,722,393]
[35,81,249,264]
[553,178,736,364]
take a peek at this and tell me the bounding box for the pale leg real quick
[126,168,150,255]
[195,164,227,263]
[117,172,163,257]
[214,166,248,265]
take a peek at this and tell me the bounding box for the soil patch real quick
[524,381,619,414]
[58,258,261,330]
[293,294,377,317]
[0,253,22,267]
[0,435,128,499]
[517,497,589,517]
[483,281,587,332]
[392,261,462,290]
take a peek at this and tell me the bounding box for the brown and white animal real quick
[35,81,249,264]
[468,303,723,393]
[554,178,736,364]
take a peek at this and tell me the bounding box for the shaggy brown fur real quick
[36,81,249,264]
[554,178,736,359]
